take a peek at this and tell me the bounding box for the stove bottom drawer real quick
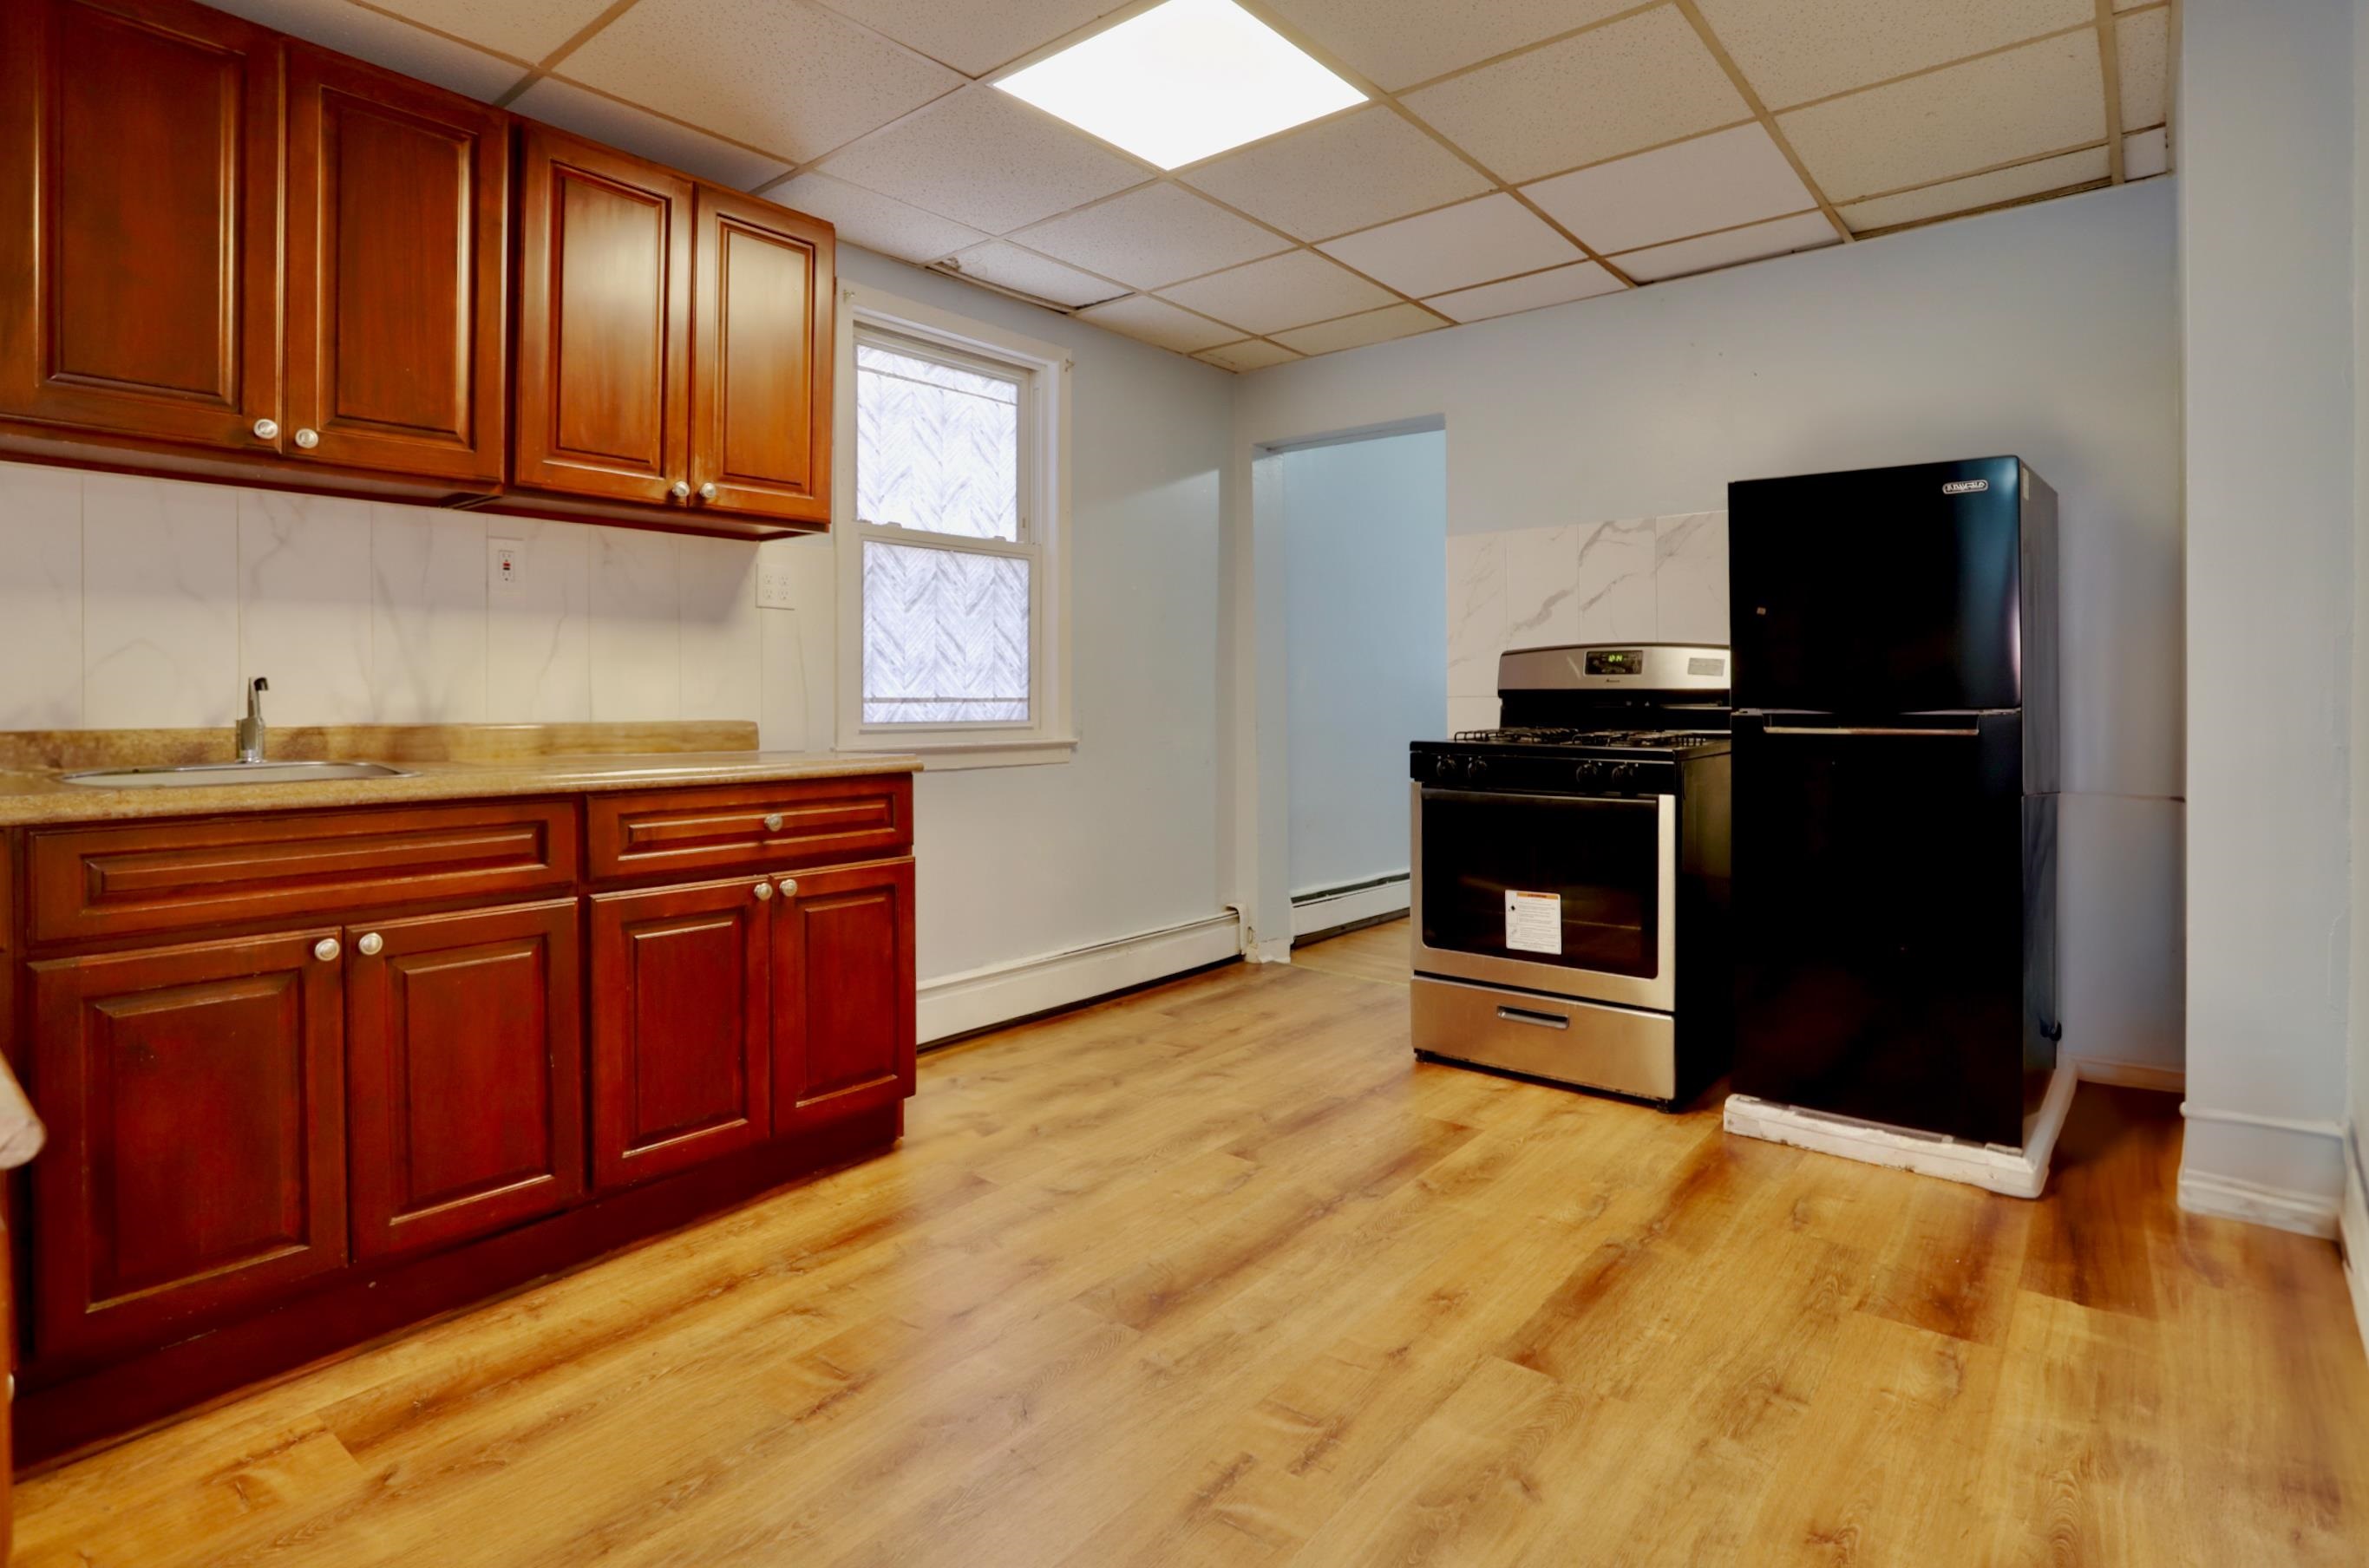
[1411,975,1676,1102]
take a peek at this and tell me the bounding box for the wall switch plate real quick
[756,561,797,610]
[490,537,523,592]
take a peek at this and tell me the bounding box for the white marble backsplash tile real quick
[0,461,788,739]
[1446,509,1730,699]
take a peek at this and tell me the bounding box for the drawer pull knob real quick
[775,878,796,898]
[252,417,279,441]
[698,481,718,502]
[762,813,784,833]
[357,931,383,957]
[670,480,690,500]
[293,427,320,450]
[753,880,774,901]
[314,937,341,963]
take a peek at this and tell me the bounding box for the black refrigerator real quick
[1726,455,2059,1148]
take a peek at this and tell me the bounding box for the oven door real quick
[1410,782,1678,1012]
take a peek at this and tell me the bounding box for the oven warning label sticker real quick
[1505,891,1563,956]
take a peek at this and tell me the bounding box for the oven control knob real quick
[1465,758,1489,781]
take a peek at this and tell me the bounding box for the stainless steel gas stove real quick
[1408,644,1732,1108]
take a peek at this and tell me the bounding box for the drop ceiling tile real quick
[1263,0,1646,93]
[1401,7,1751,185]
[945,242,1128,308]
[1157,250,1396,335]
[365,0,614,61]
[1613,210,1838,281]
[512,80,792,190]
[1837,146,2108,232]
[822,0,1121,76]
[1079,297,1239,354]
[1777,29,2105,202]
[771,173,990,262]
[1271,303,1442,356]
[1181,107,1492,241]
[2124,126,2169,180]
[1009,185,1289,291]
[1521,124,1815,255]
[1424,260,1624,323]
[2117,6,2169,132]
[1692,0,2091,111]
[1197,340,1305,373]
[1319,194,1580,299]
[560,0,962,162]
[200,0,527,97]
[820,88,1150,234]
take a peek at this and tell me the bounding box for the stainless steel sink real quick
[60,760,413,788]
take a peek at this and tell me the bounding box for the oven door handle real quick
[1494,1004,1571,1030]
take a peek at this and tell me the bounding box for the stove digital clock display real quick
[1585,649,1645,676]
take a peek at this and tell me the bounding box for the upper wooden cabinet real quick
[285,45,510,484]
[692,187,834,526]
[514,131,835,531]
[0,0,283,453]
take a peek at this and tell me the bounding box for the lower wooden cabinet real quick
[775,859,915,1133]
[28,929,349,1360]
[588,877,772,1188]
[345,900,584,1259]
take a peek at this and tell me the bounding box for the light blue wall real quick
[1279,429,1448,898]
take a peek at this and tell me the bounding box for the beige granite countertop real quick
[0,723,918,827]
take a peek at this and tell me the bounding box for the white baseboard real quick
[2070,1055,2185,1094]
[1290,876,1409,941]
[917,911,1240,1044]
[1723,1062,2077,1199]
[2177,1166,2341,1238]
[2342,1136,2369,1362]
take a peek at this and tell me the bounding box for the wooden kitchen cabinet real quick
[284,44,510,484]
[514,126,697,511]
[0,0,284,453]
[588,877,773,1188]
[27,930,348,1362]
[691,187,834,525]
[774,859,916,1134]
[345,900,584,1260]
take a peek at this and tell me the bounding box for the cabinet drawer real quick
[27,800,579,945]
[586,775,911,885]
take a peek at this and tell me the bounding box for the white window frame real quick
[834,284,1076,769]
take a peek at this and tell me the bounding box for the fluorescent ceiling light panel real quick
[995,0,1365,170]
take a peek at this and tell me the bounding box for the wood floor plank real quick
[15,919,2369,1565]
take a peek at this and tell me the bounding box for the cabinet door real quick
[690,187,834,523]
[285,45,509,483]
[588,878,770,1187]
[0,0,282,450]
[514,126,693,506]
[28,930,346,1361]
[773,859,914,1134]
[346,900,584,1261]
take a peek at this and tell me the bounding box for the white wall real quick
[1278,429,1446,898]
[0,464,771,733]
[1231,180,2186,1078]
[2182,0,2358,1218]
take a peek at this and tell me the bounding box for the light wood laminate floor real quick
[18,919,2369,1565]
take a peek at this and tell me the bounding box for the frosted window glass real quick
[862,540,1031,724]
[856,343,1020,541]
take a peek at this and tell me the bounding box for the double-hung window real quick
[836,287,1073,766]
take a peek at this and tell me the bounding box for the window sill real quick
[842,735,1078,772]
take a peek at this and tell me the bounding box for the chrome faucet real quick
[236,677,268,763]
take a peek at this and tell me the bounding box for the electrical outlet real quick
[756,562,797,610]
[490,537,523,592]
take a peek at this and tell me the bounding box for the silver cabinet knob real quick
[670,480,690,500]
[293,428,320,450]
[762,813,783,833]
[775,878,797,898]
[357,931,383,957]
[753,880,774,901]
[252,417,279,441]
[314,937,341,963]
[697,481,718,502]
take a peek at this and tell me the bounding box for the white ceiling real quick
[205,0,2177,373]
